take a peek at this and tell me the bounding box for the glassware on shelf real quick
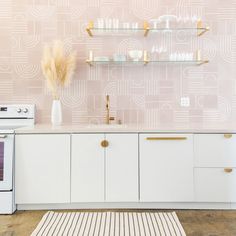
[93,56,110,62]
[112,19,119,32]
[158,15,177,31]
[131,22,138,32]
[151,45,167,61]
[123,22,130,30]
[150,19,160,31]
[113,54,126,62]
[128,50,143,62]
[87,18,209,37]
[97,18,104,29]
[105,18,112,29]
[191,16,198,25]
[169,52,194,61]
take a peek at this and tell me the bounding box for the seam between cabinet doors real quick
[104,133,106,202]
[69,134,72,203]
[193,134,196,202]
[138,133,140,202]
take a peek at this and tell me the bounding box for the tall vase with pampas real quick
[41,41,76,125]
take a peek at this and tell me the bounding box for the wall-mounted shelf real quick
[86,59,209,66]
[86,20,209,37]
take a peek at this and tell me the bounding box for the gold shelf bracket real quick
[197,60,209,66]
[86,59,93,66]
[86,21,94,37]
[143,50,149,65]
[144,21,150,37]
[197,19,209,36]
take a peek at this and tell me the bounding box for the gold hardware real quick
[86,59,93,66]
[101,140,109,148]
[224,168,233,173]
[224,134,232,139]
[105,95,115,125]
[197,19,209,36]
[86,21,94,37]
[144,21,150,37]
[196,49,201,61]
[146,137,187,141]
[197,60,209,66]
[197,27,210,37]
[143,50,149,65]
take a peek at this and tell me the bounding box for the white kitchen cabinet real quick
[140,134,194,202]
[195,168,236,202]
[106,134,138,202]
[15,134,70,204]
[194,134,236,167]
[71,134,105,202]
[71,133,139,203]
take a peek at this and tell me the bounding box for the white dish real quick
[128,50,143,61]
[94,56,110,62]
[113,54,126,62]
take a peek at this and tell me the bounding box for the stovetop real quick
[0,127,16,134]
[0,104,35,133]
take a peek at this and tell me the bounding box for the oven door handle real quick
[0,135,7,139]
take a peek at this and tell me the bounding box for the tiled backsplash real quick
[1,0,236,127]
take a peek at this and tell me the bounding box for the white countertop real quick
[14,123,236,134]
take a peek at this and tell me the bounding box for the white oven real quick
[0,104,35,214]
[0,134,14,191]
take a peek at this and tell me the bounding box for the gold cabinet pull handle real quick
[224,168,233,173]
[224,134,232,139]
[101,140,109,148]
[146,137,187,141]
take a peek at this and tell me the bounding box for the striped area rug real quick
[31,211,186,236]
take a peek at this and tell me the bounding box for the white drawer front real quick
[195,168,236,202]
[140,134,194,202]
[194,134,236,167]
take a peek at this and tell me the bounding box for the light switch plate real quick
[180,97,190,107]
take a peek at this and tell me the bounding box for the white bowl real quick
[128,50,143,61]
[113,54,126,62]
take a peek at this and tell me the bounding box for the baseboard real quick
[17,202,232,210]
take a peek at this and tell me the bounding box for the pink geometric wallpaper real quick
[0,0,236,127]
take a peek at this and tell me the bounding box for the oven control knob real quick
[17,108,22,113]
[23,108,28,113]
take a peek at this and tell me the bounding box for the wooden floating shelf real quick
[86,20,210,37]
[86,59,209,66]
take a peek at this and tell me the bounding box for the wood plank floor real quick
[0,210,236,236]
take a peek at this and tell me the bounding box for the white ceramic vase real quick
[51,100,62,126]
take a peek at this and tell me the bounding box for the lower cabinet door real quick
[105,134,139,202]
[15,134,70,204]
[140,134,194,202]
[195,168,236,202]
[71,134,105,202]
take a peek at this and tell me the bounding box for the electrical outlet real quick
[180,97,190,107]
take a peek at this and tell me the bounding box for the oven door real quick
[0,134,13,191]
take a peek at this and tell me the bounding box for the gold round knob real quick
[101,140,109,148]
[224,168,233,173]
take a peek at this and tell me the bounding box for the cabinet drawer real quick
[195,168,236,202]
[194,134,236,167]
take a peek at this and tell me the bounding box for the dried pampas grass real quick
[41,40,76,99]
